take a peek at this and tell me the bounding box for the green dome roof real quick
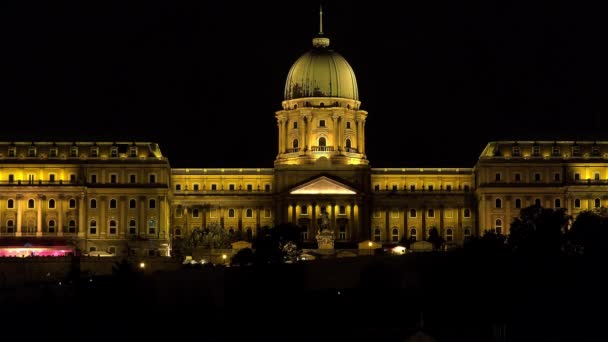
[284,37,359,101]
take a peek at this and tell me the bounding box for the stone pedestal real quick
[315,229,335,249]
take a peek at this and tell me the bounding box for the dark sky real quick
[1,1,605,168]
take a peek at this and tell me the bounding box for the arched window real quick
[7,220,14,233]
[90,199,97,209]
[28,199,35,209]
[428,209,435,218]
[228,209,235,218]
[464,227,471,238]
[515,198,522,209]
[48,220,56,233]
[69,199,76,209]
[555,198,561,208]
[345,139,352,149]
[445,228,453,242]
[229,228,235,235]
[574,198,581,208]
[7,199,14,209]
[410,209,417,218]
[246,208,253,218]
[148,219,156,234]
[68,220,76,233]
[48,199,56,209]
[293,139,299,149]
[535,198,542,207]
[391,227,399,242]
[495,198,502,208]
[109,199,117,209]
[129,220,136,235]
[109,220,117,235]
[108,247,116,255]
[410,228,417,241]
[174,227,182,236]
[192,209,199,218]
[464,208,471,218]
[339,225,346,239]
[246,228,253,240]
[595,198,601,208]
[319,137,326,147]
[89,220,97,234]
[129,199,136,209]
[373,228,381,242]
[495,219,502,235]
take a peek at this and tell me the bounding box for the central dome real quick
[284,37,359,101]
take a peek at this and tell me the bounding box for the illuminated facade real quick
[2,25,606,256]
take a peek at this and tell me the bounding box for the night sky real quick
[1,1,605,168]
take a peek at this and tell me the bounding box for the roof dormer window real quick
[110,146,118,158]
[90,146,99,157]
[28,146,36,157]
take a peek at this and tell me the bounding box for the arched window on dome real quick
[345,139,352,151]
[318,137,326,147]
[292,139,299,151]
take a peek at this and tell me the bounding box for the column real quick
[202,205,207,228]
[16,195,23,236]
[298,116,305,154]
[284,120,289,154]
[306,115,312,151]
[384,207,390,242]
[403,206,408,241]
[139,196,146,237]
[350,203,356,241]
[57,195,64,236]
[311,203,317,233]
[78,195,85,237]
[0,196,2,236]
[332,115,339,150]
[291,203,297,223]
[355,120,361,151]
[421,207,427,240]
[238,206,243,231]
[338,117,343,152]
[360,120,366,154]
[120,196,127,237]
[505,196,512,233]
[457,206,462,242]
[159,196,165,238]
[277,120,283,155]
[439,206,444,237]
[100,196,107,238]
[256,207,261,229]
[331,203,336,230]
[36,195,43,236]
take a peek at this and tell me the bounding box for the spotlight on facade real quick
[139,262,146,269]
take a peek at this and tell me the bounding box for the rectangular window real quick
[28,147,36,157]
[339,205,346,215]
[129,174,136,183]
[554,173,561,182]
[193,184,200,191]
[8,147,16,157]
[247,184,253,192]
[70,174,77,183]
[572,145,580,156]
[49,174,56,183]
[592,146,600,156]
[70,146,78,157]
[192,209,199,218]
[110,174,118,184]
[229,184,235,191]
[49,148,58,157]
[90,147,99,157]
[211,184,217,191]
[514,173,521,182]
[265,184,271,192]
[175,184,181,191]
[110,147,118,157]
[534,173,541,182]
[574,173,580,181]
[495,173,501,181]
[90,174,97,184]
[149,174,156,183]
[129,146,138,157]
[552,146,560,156]
[300,205,308,215]
[319,119,326,127]
[532,145,540,156]
[8,174,14,183]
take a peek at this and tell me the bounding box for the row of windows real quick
[290,138,353,149]
[6,146,138,158]
[372,227,472,242]
[4,173,158,184]
[171,227,255,238]
[3,197,160,210]
[4,219,77,233]
[175,183,271,192]
[373,184,471,192]
[289,119,353,129]
[88,218,156,235]
[176,208,272,218]
[493,197,601,209]
[372,208,472,219]
[494,171,606,182]
[511,144,600,157]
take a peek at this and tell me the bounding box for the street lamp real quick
[222,254,227,265]
[368,241,373,256]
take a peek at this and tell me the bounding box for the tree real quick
[172,223,232,259]
[427,227,445,250]
[508,205,570,255]
[567,210,608,257]
[253,223,303,264]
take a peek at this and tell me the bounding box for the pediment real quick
[290,176,357,195]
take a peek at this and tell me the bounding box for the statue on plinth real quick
[315,211,334,249]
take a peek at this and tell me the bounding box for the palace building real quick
[1,20,606,257]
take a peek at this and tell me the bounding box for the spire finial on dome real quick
[319,5,324,35]
[312,4,330,48]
